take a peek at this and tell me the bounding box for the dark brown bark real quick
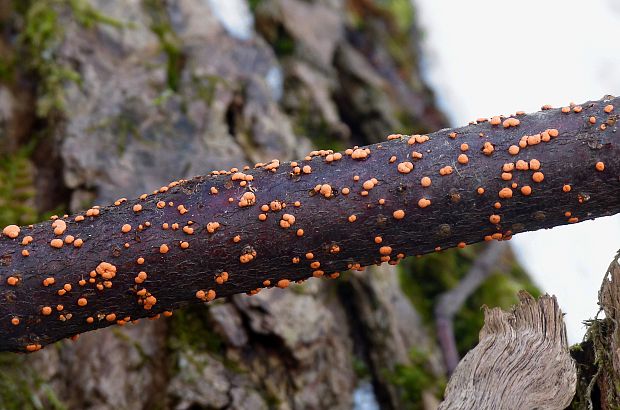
[1,96,619,352]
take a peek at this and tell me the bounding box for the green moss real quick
[398,245,541,355]
[0,61,14,83]
[353,356,370,379]
[0,143,38,227]
[167,304,224,354]
[17,0,73,116]
[111,328,152,368]
[288,87,346,152]
[308,127,346,152]
[273,26,295,57]
[263,391,282,407]
[398,247,475,323]
[394,111,430,136]
[189,73,228,108]
[66,0,125,29]
[377,0,414,33]
[0,352,66,410]
[166,304,251,376]
[255,18,295,58]
[568,318,620,409]
[248,0,262,13]
[143,0,184,92]
[384,347,445,409]
[14,0,123,117]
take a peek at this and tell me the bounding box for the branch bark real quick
[1,96,619,352]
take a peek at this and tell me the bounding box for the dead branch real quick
[0,96,618,352]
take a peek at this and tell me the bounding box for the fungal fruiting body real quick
[2,225,20,239]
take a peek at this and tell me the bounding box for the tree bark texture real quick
[440,250,620,410]
[439,292,576,409]
[1,95,619,352]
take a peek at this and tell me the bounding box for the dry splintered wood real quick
[595,249,620,406]
[1,96,619,353]
[438,292,576,409]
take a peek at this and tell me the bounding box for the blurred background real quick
[0,1,617,409]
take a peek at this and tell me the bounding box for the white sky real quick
[413,0,620,342]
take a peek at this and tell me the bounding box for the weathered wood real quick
[0,96,619,352]
[597,252,620,409]
[599,251,620,383]
[439,292,576,409]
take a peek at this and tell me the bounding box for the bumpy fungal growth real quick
[0,96,619,353]
[397,162,414,174]
[2,225,20,239]
[317,184,333,198]
[418,198,431,208]
[52,220,67,235]
[458,154,469,164]
[482,142,495,156]
[502,117,520,128]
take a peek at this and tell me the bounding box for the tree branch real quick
[0,96,619,352]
